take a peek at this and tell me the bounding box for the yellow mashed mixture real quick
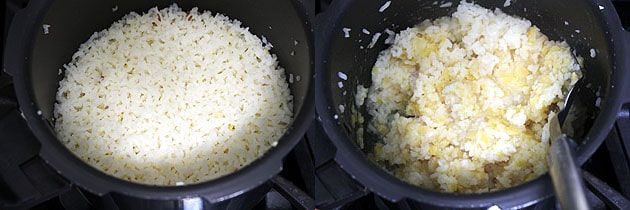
[359,2,581,193]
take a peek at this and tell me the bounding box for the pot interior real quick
[24,0,312,195]
[324,0,612,161]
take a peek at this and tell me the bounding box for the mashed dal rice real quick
[360,2,581,193]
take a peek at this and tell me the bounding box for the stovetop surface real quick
[3,0,630,209]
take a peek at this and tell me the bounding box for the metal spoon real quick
[547,76,590,210]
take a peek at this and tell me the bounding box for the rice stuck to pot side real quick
[54,4,293,186]
[361,2,580,193]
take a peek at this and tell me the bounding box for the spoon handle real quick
[548,135,590,210]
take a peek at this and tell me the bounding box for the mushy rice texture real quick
[361,2,581,193]
[54,4,293,186]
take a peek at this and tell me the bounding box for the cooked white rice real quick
[362,2,580,193]
[54,4,293,186]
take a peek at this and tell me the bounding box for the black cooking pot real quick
[4,0,313,209]
[315,0,630,208]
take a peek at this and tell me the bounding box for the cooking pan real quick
[4,0,313,209]
[315,0,630,208]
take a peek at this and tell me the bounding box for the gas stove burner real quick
[3,0,630,209]
[310,0,630,209]
[2,0,314,209]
